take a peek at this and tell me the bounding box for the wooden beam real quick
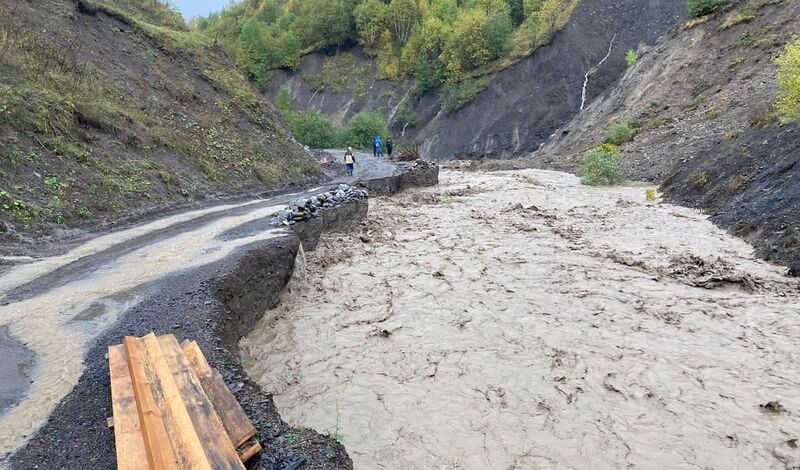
[182,341,257,448]
[136,333,213,470]
[157,335,244,470]
[108,344,148,470]
[123,336,180,470]
[237,438,262,463]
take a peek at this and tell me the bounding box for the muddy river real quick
[242,169,800,469]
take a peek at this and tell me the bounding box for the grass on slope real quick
[0,0,316,236]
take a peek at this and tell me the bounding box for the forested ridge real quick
[194,0,581,93]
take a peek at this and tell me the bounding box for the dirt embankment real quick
[5,164,438,470]
[243,168,800,469]
[538,0,800,274]
[0,0,317,249]
[268,0,686,162]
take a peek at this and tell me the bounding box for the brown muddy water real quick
[242,169,800,469]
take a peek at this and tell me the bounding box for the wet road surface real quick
[0,153,396,458]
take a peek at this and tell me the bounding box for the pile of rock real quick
[274,184,368,224]
[408,160,437,170]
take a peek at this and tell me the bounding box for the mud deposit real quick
[243,169,800,469]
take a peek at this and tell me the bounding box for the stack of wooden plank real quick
[108,333,262,469]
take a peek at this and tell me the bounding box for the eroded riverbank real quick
[242,168,800,469]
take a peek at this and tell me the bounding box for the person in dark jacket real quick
[386,138,394,157]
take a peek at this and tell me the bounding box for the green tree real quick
[485,6,514,59]
[294,0,356,47]
[429,0,458,20]
[441,9,490,79]
[387,0,422,43]
[506,0,525,26]
[402,17,449,90]
[355,0,389,54]
[580,144,625,186]
[377,30,401,79]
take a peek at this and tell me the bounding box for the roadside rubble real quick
[273,184,369,225]
[407,160,437,171]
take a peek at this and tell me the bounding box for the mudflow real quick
[243,168,800,469]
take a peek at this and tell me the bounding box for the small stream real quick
[242,169,800,469]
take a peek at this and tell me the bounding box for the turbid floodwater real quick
[242,168,800,469]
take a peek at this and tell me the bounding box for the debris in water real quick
[760,401,786,413]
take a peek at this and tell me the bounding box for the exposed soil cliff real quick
[539,0,800,273]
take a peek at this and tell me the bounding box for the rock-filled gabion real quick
[273,183,369,224]
[409,160,437,170]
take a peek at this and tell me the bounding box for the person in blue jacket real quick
[373,136,383,157]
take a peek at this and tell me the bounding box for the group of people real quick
[372,136,393,158]
[341,136,394,177]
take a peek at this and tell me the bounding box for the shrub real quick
[720,10,756,30]
[342,111,389,149]
[776,39,800,123]
[603,121,637,146]
[440,75,491,112]
[625,49,637,67]
[275,84,292,117]
[288,111,338,148]
[687,0,727,18]
[728,174,750,193]
[693,171,710,187]
[76,206,93,218]
[44,176,63,192]
[579,145,625,186]
[394,102,419,129]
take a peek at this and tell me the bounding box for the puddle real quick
[242,169,800,469]
[0,326,35,417]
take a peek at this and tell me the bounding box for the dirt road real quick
[242,168,800,469]
[0,152,397,460]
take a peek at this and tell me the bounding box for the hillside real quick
[250,0,686,161]
[537,0,800,273]
[0,0,317,254]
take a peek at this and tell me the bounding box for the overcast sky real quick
[170,0,231,19]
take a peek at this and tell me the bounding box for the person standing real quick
[386,138,394,158]
[344,147,355,176]
[373,136,383,157]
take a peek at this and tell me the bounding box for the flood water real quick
[242,169,800,469]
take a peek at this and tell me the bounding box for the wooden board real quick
[237,438,263,463]
[108,344,149,470]
[182,341,257,449]
[123,336,181,470]
[157,335,244,470]
[136,333,215,470]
